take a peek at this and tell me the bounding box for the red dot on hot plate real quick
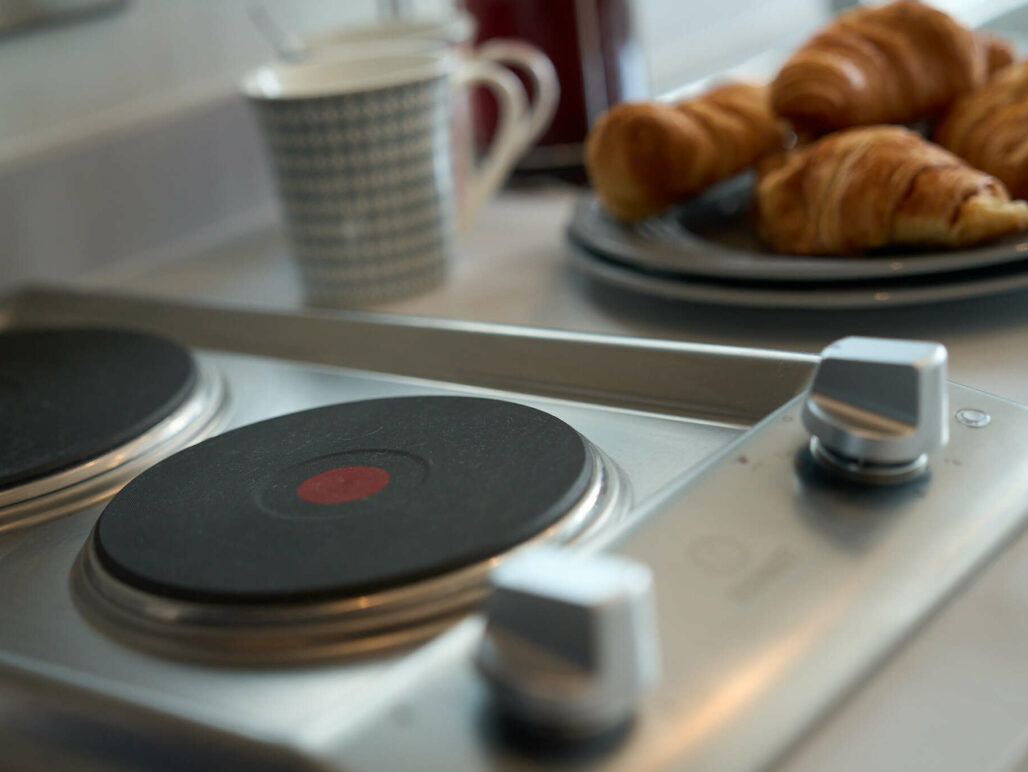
[296,466,390,504]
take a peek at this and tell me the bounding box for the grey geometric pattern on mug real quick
[306,266,444,305]
[282,188,450,220]
[303,254,446,283]
[278,167,447,197]
[252,75,456,305]
[294,227,448,262]
[300,240,447,273]
[291,202,451,240]
[271,134,438,173]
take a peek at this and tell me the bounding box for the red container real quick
[465,0,648,170]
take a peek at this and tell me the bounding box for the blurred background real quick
[1,0,1023,291]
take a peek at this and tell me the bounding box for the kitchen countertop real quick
[85,183,1028,408]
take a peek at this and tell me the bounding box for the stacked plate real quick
[567,174,1028,308]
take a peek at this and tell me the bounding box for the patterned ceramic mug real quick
[302,14,560,204]
[243,49,532,307]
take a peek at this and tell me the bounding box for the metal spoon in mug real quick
[247,5,306,62]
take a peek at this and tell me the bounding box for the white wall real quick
[0,0,1020,164]
[634,0,1021,95]
[0,0,449,165]
[1,0,829,164]
[635,0,829,94]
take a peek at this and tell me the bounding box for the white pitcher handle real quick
[455,59,529,231]
[475,39,560,155]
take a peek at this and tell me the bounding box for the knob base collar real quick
[810,437,927,485]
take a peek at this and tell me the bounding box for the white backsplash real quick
[637,0,829,95]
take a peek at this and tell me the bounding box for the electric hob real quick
[2,287,1028,771]
[0,328,226,531]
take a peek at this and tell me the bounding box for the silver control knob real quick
[476,546,660,740]
[802,336,948,483]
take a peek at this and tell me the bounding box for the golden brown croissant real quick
[982,32,1016,74]
[771,0,988,132]
[936,61,1028,200]
[585,83,788,222]
[754,126,1028,255]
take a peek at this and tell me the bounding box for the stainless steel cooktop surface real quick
[2,288,1027,771]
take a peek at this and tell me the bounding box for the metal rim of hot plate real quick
[0,363,230,533]
[70,445,629,665]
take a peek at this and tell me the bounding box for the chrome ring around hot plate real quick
[70,444,629,665]
[0,363,230,533]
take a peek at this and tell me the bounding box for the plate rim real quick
[569,192,1028,284]
[569,243,1028,309]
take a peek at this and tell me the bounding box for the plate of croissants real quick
[570,0,1028,308]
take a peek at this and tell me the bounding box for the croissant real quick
[982,32,1016,74]
[585,83,788,222]
[936,61,1028,200]
[771,0,988,132]
[754,126,1028,255]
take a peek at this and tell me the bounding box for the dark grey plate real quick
[567,174,1028,284]
[568,245,1028,308]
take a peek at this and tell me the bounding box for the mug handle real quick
[455,58,529,231]
[475,39,560,158]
